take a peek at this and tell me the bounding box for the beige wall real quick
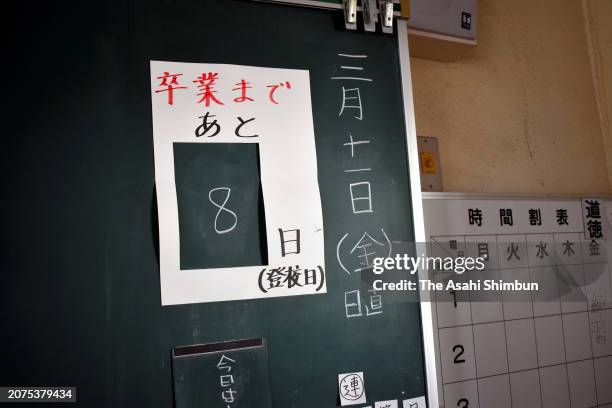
[584,0,612,189]
[409,0,612,196]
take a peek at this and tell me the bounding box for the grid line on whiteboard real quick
[431,231,612,408]
[439,353,612,385]
[434,305,612,330]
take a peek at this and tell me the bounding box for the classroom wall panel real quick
[410,0,612,196]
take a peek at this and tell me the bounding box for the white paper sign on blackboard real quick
[150,60,325,305]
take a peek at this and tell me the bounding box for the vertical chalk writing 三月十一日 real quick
[331,53,394,319]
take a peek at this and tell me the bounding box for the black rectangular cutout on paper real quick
[173,142,268,270]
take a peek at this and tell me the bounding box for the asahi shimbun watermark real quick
[350,240,607,304]
[370,252,539,292]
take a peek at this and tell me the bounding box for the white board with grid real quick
[423,195,612,408]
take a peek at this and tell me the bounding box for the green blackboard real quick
[2,0,428,406]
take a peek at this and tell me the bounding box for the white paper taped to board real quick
[374,400,398,408]
[150,60,325,305]
[338,372,367,406]
[402,396,426,408]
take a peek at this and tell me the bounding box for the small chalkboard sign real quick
[172,338,272,408]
